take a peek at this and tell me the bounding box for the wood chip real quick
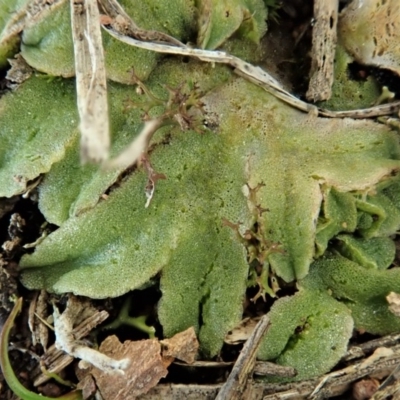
[306,0,339,102]
[91,335,168,400]
[353,378,379,400]
[160,327,199,364]
[28,290,49,350]
[253,361,297,378]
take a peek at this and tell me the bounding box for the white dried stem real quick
[97,0,184,46]
[101,22,316,114]
[106,118,165,170]
[100,8,400,119]
[71,0,110,163]
[33,309,109,386]
[53,297,129,375]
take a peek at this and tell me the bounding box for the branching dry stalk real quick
[53,295,129,374]
[33,306,109,386]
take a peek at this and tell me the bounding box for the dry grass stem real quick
[71,0,110,163]
[97,0,185,46]
[100,10,400,120]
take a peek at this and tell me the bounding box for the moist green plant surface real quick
[19,0,197,82]
[1,0,400,379]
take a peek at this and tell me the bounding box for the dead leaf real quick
[91,335,168,400]
[160,327,199,364]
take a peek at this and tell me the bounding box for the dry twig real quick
[306,0,339,101]
[215,315,270,400]
[138,340,400,399]
[100,7,400,120]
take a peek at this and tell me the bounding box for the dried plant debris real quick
[387,292,400,319]
[0,298,82,400]
[224,317,260,345]
[339,0,400,76]
[70,0,109,164]
[54,295,129,374]
[216,315,270,400]
[33,301,109,387]
[0,258,18,311]
[9,64,400,358]
[90,335,167,400]
[306,0,338,102]
[90,328,198,399]
[28,289,50,349]
[160,327,199,364]
[1,0,400,394]
[2,213,25,254]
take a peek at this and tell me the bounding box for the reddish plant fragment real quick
[91,335,168,400]
[160,327,199,364]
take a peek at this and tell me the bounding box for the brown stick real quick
[306,0,339,102]
[215,315,270,400]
